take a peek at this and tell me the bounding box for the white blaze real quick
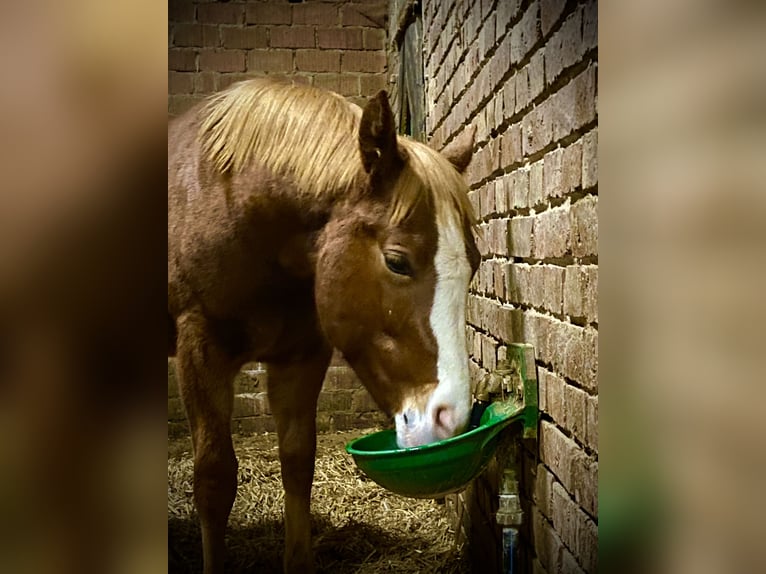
[394,204,473,448]
[426,206,472,430]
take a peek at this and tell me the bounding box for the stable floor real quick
[168,430,469,573]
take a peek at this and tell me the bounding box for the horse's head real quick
[315,92,479,448]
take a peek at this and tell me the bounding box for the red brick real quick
[316,27,362,50]
[312,74,340,94]
[510,2,540,64]
[194,71,217,94]
[246,2,292,25]
[542,147,564,199]
[233,394,257,418]
[495,175,509,214]
[333,74,357,97]
[233,367,265,394]
[502,75,516,118]
[168,397,185,421]
[317,390,352,412]
[465,6,481,45]
[476,65,491,102]
[236,416,276,434]
[583,0,598,51]
[546,320,587,384]
[169,0,194,23]
[541,421,577,487]
[169,71,194,94]
[550,65,597,142]
[564,383,588,442]
[351,389,378,412]
[514,67,530,112]
[562,140,582,193]
[586,395,598,450]
[293,2,338,26]
[569,195,597,257]
[490,90,504,133]
[545,7,583,86]
[359,73,385,96]
[500,123,522,168]
[512,168,530,209]
[582,327,598,391]
[582,128,598,190]
[492,260,506,299]
[533,204,571,258]
[341,4,387,27]
[247,49,293,73]
[489,34,512,89]
[270,26,315,48]
[510,264,564,311]
[508,216,533,257]
[529,159,544,206]
[540,369,565,426]
[522,100,553,156]
[529,49,545,100]
[295,50,340,72]
[173,23,202,47]
[222,26,268,49]
[534,463,555,519]
[532,508,565,573]
[564,265,598,323]
[199,49,246,73]
[201,24,220,48]
[168,94,205,117]
[540,0,567,37]
[551,479,597,568]
[324,365,362,390]
[479,13,496,60]
[363,28,386,50]
[488,218,508,256]
[342,51,386,73]
[495,0,520,39]
[479,180,495,219]
[168,48,197,72]
[467,190,480,219]
[197,3,243,25]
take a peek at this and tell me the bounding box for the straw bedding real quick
[168,430,469,573]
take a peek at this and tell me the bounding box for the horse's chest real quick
[241,281,323,361]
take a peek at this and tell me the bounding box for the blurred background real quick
[600,0,766,572]
[0,1,764,573]
[0,1,167,574]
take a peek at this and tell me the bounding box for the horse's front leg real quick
[267,347,332,574]
[175,311,240,574]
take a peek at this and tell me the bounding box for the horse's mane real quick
[198,78,474,226]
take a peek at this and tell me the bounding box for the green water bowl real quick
[345,401,527,499]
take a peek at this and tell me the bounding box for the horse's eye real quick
[384,251,412,276]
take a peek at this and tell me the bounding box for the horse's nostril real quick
[403,413,408,425]
[434,405,456,435]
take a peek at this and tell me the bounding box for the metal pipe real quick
[502,527,519,574]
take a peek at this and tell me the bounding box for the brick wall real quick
[419,0,598,572]
[168,0,390,434]
[168,0,389,117]
[168,353,387,438]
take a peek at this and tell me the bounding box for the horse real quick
[168,78,479,573]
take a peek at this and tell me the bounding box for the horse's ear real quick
[440,125,476,173]
[359,90,399,173]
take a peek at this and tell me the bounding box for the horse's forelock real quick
[390,139,477,235]
[197,79,363,196]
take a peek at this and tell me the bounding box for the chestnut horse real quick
[168,78,479,573]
